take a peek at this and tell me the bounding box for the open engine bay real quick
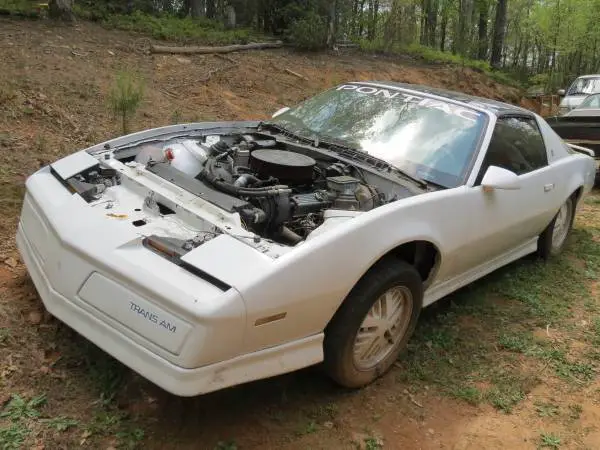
[56,124,421,258]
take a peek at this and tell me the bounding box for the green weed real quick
[535,402,559,418]
[539,432,561,449]
[0,423,29,450]
[296,420,318,436]
[214,441,238,450]
[364,436,383,450]
[0,394,46,421]
[43,416,79,432]
[449,386,482,405]
[116,427,145,449]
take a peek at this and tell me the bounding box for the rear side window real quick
[478,116,548,180]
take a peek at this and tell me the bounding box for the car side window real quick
[476,116,548,183]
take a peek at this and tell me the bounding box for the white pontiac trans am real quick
[17,82,596,396]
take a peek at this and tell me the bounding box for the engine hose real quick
[201,158,290,197]
[234,173,261,188]
[278,226,303,245]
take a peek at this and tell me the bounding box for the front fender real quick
[237,187,464,353]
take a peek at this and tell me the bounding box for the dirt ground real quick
[1,18,599,450]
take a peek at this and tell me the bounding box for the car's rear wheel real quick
[538,196,576,259]
[324,259,422,388]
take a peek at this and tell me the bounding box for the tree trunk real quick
[328,0,338,47]
[490,0,508,69]
[358,0,366,37]
[477,0,488,60]
[189,0,205,17]
[48,0,74,21]
[440,8,448,51]
[420,0,427,45]
[456,0,473,55]
[428,0,438,47]
[551,0,561,71]
[206,0,216,18]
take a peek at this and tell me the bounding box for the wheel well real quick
[377,241,440,287]
[572,186,584,205]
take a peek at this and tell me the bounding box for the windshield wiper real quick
[314,135,428,189]
[258,121,314,145]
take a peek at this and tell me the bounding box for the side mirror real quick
[272,107,290,118]
[557,89,566,96]
[481,165,521,191]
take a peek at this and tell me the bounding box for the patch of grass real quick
[83,409,144,449]
[492,260,580,324]
[43,416,79,432]
[539,432,561,449]
[0,394,46,421]
[486,385,525,413]
[214,441,238,450]
[171,109,183,124]
[296,420,318,436]
[0,423,29,450]
[535,402,560,418]
[84,410,123,436]
[498,331,533,352]
[0,327,10,345]
[485,372,538,414]
[568,403,583,420]
[394,227,600,413]
[449,386,482,405]
[554,359,594,382]
[0,0,37,15]
[0,84,17,104]
[90,10,259,45]
[530,345,595,383]
[116,426,145,450]
[364,436,384,450]
[357,40,522,88]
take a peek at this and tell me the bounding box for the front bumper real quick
[18,224,320,395]
[16,168,323,396]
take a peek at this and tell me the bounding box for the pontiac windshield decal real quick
[337,84,482,122]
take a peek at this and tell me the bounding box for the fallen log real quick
[284,68,308,81]
[151,41,283,55]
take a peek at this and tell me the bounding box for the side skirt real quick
[423,237,539,307]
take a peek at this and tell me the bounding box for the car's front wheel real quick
[324,259,423,388]
[538,196,576,259]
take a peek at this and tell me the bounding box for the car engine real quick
[139,133,383,244]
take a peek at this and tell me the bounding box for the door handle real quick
[544,183,555,192]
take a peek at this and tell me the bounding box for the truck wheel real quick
[324,259,423,388]
[537,196,575,260]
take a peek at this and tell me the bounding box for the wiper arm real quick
[258,121,314,144]
[315,136,428,189]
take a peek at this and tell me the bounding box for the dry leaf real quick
[28,310,43,325]
[4,257,17,268]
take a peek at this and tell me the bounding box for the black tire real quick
[537,196,576,260]
[324,259,423,389]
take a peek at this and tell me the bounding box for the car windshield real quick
[577,94,600,109]
[567,77,600,96]
[271,84,487,188]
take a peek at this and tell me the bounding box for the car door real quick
[444,115,562,277]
